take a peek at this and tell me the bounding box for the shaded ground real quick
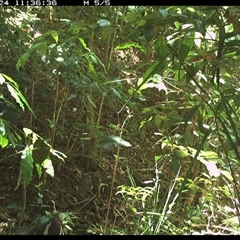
[0,136,163,235]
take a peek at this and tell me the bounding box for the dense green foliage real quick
[1,6,240,235]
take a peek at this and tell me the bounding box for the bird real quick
[26,212,65,235]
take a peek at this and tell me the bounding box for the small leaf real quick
[50,149,67,162]
[0,120,6,135]
[178,44,190,63]
[21,147,34,186]
[155,35,168,61]
[142,25,154,43]
[42,159,54,178]
[50,30,58,43]
[115,42,143,50]
[220,170,233,182]
[97,19,111,27]
[87,94,96,108]
[155,114,162,127]
[0,74,5,84]
[7,84,25,111]
[78,37,87,49]
[32,138,50,165]
[170,158,180,174]
[0,134,8,148]
[23,127,33,137]
[98,135,132,149]
[16,52,29,71]
[36,42,47,57]
[159,9,168,19]
[35,163,42,178]
[111,88,122,99]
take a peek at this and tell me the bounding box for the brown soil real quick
[0,136,161,235]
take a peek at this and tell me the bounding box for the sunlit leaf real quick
[78,37,87,49]
[199,158,220,177]
[50,30,58,43]
[50,149,67,161]
[0,74,5,84]
[35,163,42,178]
[36,42,47,57]
[7,84,25,111]
[115,42,143,50]
[111,88,122,99]
[0,134,8,148]
[98,135,132,148]
[223,216,239,226]
[42,159,54,178]
[23,127,33,136]
[220,170,233,182]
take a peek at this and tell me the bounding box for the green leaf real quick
[97,19,111,27]
[142,60,167,85]
[16,42,47,70]
[142,25,154,43]
[0,134,8,148]
[115,42,143,51]
[35,163,42,178]
[50,30,58,43]
[199,150,219,160]
[111,88,122,99]
[175,146,189,158]
[155,35,168,61]
[32,138,50,165]
[170,158,180,173]
[184,104,201,129]
[36,42,47,57]
[78,37,87,49]
[21,147,34,186]
[159,9,168,19]
[1,74,35,116]
[221,170,233,182]
[7,84,25,111]
[86,94,96,108]
[178,44,190,63]
[0,120,6,135]
[155,114,162,127]
[16,52,29,71]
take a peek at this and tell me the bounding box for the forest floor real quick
[0,134,166,235]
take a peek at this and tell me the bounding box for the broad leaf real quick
[21,147,34,186]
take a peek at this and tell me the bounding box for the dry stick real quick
[103,111,132,233]
[29,65,35,130]
[21,62,35,220]
[106,6,119,71]
[103,144,121,233]
[50,77,59,146]
[97,95,105,126]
